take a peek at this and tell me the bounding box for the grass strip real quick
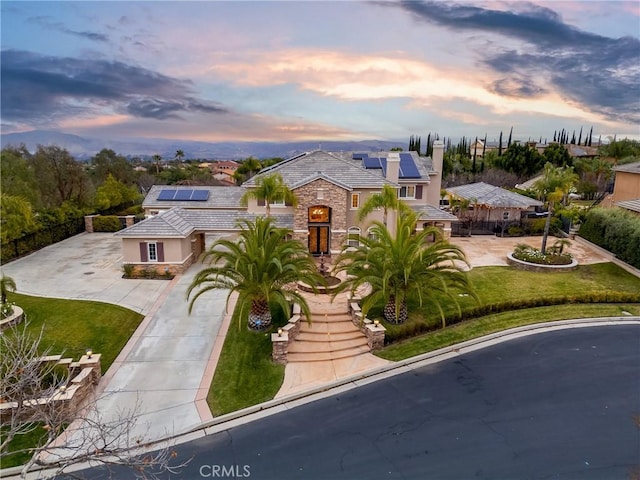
[376,303,640,361]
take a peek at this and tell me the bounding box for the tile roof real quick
[142,185,245,210]
[412,205,459,221]
[446,182,543,208]
[613,161,640,174]
[115,208,293,238]
[244,150,397,189]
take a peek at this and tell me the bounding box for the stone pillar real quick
[365,323,386,350]
[84,215,99,233]
[124,215,135,228]
[271,332,289,365]
[78,353,102,384]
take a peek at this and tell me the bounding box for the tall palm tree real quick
[534,162,578,254]
[0,274,16,304]
[357,184,411,227]
[174,149,185,163]
[187,217,324,331]
[334,211,476,326]
[241,173,297,216]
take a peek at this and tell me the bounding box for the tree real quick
[543,143,572,168]
[240,173,297,216]
[0,273,16,304]
[496,142,545,177]
[94,174,141,211]
[357,184,411,228]
[174,149,185,163]
[0,193,37,243]
[333,211,475,326]
[90,149,135,186]
[152,154,162,174]
[187,217,324,331]
[0,323,189,478]
[0,147,41,209]
[533,163,578,254]
[30,145,92,208]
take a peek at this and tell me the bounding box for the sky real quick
[1,1,639,144]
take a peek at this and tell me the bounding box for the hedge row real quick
[383,291,640,344]
[92,216,123,232]
[579,207,640,269]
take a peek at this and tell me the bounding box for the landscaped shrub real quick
[580,207,640,269]
[382,291,640,344]
[92,216,123,232]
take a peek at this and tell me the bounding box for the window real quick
[347,227,361,247]
[271,198,286,207]
[367,227,379,241]
[147,242,158,262]
[398,185,416,199]
[350,193,360,209]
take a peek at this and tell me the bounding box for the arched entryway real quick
[308,206,331,255]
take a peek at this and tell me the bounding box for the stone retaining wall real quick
[0,353,102,424]
[0,305,24,331]
[271,304,302,365]
[347,295,386,350]
[506,253,578,272]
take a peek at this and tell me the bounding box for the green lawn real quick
[377,303,640,361]
[6,293,144,373]
[207,306,286,416]
[2,293,143,468]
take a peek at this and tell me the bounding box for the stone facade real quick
[292,179,349,253]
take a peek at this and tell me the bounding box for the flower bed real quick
[512,244,573,266]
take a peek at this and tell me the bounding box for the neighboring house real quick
[211,160,240,185]
[141,185,245,217]
[567,144,599,159]
[116,144,455,272]
[615,199,640,215]
[611,161,640,204]
[446,182,543,223]
[469,140,501,158]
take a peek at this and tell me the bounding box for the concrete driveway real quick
[1,233,170,315]
[2,232,229,441]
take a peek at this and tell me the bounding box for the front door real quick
[308,226,330,255]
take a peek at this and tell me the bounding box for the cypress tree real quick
[577,127,583,146]
[571,131,576,144]
[553,131,557,142]
[588,127,593,147]
[472,136,478,173]
[507,127,513,147]
[498,131,503,156]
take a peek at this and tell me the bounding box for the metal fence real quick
[1,218,85,264]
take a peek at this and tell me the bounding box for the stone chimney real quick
[427,141,444,207]
[385,152,400,184]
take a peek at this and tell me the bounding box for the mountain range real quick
[0,130,405,160]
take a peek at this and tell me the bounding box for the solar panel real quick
[157,189,177,200]
[399,153,421,178]
[363,157,382,169]
[191,190,210,201]
[353,153,368,160]
[174,189,193,200]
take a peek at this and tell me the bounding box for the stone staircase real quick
[287,302,370,363]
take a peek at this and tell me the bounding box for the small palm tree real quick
[241,173,297,216]
[187,217,324,331]
[534,163,578,253]
[358,184,411,227]
[334,211,476,326]
[0,274,16,304]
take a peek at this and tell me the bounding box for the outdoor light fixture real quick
[59,385,67,392]
[86,349,93,359]
[277,328,283,337]
[374,320,380,327]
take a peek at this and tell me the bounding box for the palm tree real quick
[241,173,297,216]
[174,150,185,163]
[534,163,578,253]
[334,211,476,326]
[357,184,411,227]
[0,274,16,304]
[152,154,162,174]
[187,217,324,331]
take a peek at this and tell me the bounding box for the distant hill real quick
[1,130,406,160]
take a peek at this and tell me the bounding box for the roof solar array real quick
[363,157,383,169]
[399,153,421,178]
[156,189,210,201]
[352,153,369,160]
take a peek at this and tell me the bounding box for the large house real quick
[610,161,640,214]
[115,144,455,274]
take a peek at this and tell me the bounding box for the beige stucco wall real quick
[122,237,193,263]
[613,172,640,202]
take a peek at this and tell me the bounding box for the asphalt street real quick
[85,325,640,480]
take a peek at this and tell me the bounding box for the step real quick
[296,330,364,342]
[299,321,360,334]
[308,312,353,323]
[287,345,371,362]
[288,337,368,354]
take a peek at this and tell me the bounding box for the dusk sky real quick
[2,1,639,144]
